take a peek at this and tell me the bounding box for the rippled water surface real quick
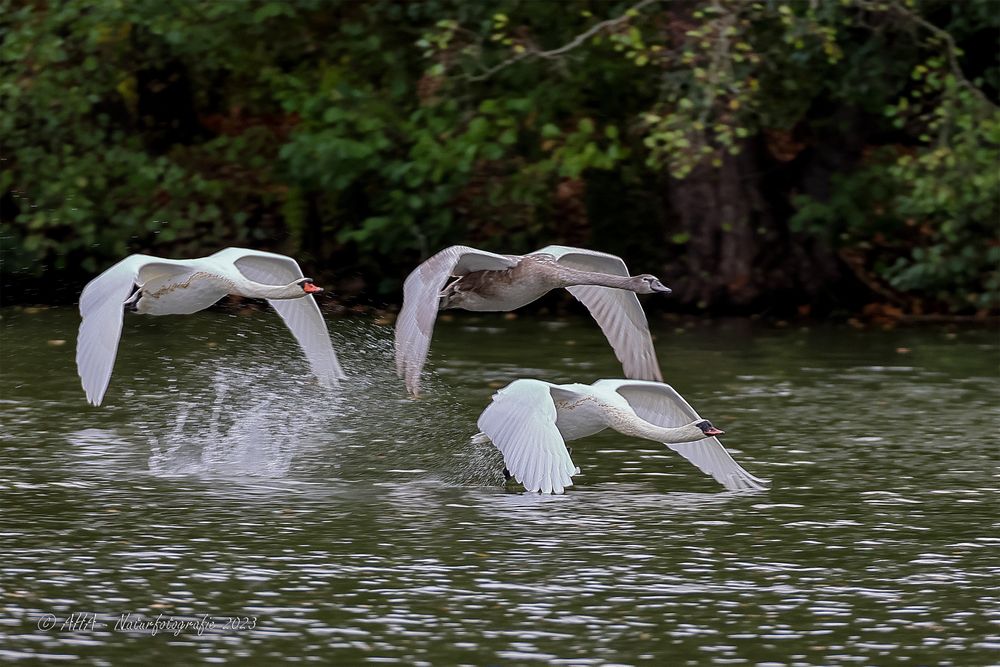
[1,307,998,665]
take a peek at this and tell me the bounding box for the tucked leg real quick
[123,287,142,313]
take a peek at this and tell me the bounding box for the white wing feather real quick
[75,254,189,406]
[533,245,663,382]
[395,246,518,395]
[596,379,768,491]
[220,248,345,387]
[476,379,578,494]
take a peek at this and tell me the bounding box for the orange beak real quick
[303,282,324,294]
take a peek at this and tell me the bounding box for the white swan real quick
[76,247,345,406]
[475,378,768,494]
[395,245,672,395]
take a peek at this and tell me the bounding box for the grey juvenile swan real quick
[76,247,345,406]
[395,245,672,395]
[474,378,768,494]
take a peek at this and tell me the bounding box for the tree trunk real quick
[663,138,849,314]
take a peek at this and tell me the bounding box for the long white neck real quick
[232,281,306,300]
[610,413,709,444]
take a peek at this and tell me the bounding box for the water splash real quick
[139,317,497,486]
[147,365,332,478]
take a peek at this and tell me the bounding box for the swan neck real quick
[235,281,304,300]
[615,417,705,444]
[555,266,635,290]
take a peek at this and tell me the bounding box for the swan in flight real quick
[76,247,345,406]
[395,245,672,395]
[475,378,768,494]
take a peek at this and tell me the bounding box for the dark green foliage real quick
[2,0,997,313]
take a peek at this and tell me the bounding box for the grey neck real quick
[552,265,637,290]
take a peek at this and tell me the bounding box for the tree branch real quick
[857,0,996,110]
[465,0,660,83]
[697,0,737,127]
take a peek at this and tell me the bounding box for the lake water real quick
[1,306,998,665]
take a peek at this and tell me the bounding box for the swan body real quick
[475,378,768,494]
[395,245,672,395]
[438,254,565,311]
[134,270,234,315]
[76,247,345,406]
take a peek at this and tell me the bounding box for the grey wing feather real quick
[534,246,663,382]
[597,379,768,491]
[395,246,517,396]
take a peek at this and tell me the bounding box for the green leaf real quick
[542,123,560,139]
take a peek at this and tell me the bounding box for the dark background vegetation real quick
[2,0,997,318]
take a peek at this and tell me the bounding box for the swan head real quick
[667,419,725,443]
[295,278,324,294]
[696,420,725,437]
[632,274,672,295]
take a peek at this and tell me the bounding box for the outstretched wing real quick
[533,245,663,382]
[395,246,518,396]
[76,255,189,406]
[596,379,768,491]
[476,379,578,494]
[218,248,345,387]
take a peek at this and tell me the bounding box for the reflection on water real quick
[0,307,998,664]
